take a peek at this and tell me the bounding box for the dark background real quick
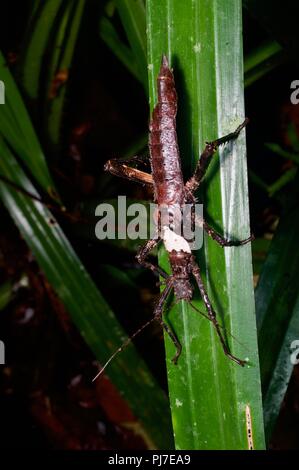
[0,0,298,449]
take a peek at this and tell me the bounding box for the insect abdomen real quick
[149,56,185,206]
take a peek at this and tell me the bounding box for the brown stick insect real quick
[93,55,252,381]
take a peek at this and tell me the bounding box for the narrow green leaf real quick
[248,169,269,193]
[44,0,85,150]
[18,0,64,100]
[244,41,282,74]
[100,264,138,290]
[249,166,297,197]
[27,0,41,24]
[265,142,299,165]
[256,171,299,442]
[99,16,142,83]
[147,0,265,450]
[115,0,148,91]
[268,168,297,196]
[0,138,173,449]
[0,51,58,197]
[244,40,285,88]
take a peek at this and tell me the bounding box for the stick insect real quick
[93,55,251,381]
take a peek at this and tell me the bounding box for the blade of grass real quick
[249,167,297,197]
[147,0,265,450]
[268,168,297,196]
[265,142,299,165]
[0,51,58,198]
[248,169,270,193]
[244,40,285,88]
[43,0,85,151]
[101,4,285,94]
[18,0,64,100]
[115,0,148,92]
[244,41,282,74]
[27,0,41,23]
[0,137,173,449]
[256,170,299,443]
[17,1,85,153]
[99,16,142,83]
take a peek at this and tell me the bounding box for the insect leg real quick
[195,214,253,247]
[211,118,249,147]
[136,237,168,279]
[152,279,183,365]
[185,119,248,194]
[191,259,246,366]
[137,239,182,363]
[160,320,182,364]
[203,221,253,247]
[104,157,153,186]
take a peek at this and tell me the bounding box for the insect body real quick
[149,56,194,305]
[97,55,251,380]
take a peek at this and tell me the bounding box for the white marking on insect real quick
[163,226,191,253]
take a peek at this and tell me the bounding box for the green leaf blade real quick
[0,51,58,198]
[115,0,147,91]
[99,16,141,82]
[44,0,85,150]
[18,0,64,100]
[147,0,265,450]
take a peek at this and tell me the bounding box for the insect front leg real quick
[104,157,153,186]
[191,259,246,367]
[185,119,248,195]
[136,237,168,279]
[195,214,253,247]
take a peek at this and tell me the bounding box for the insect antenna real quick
[92,315,158,382]
[189,302,248,350]
[189,302,211,321]
[93,281,173,381]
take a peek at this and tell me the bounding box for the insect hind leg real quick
[152,278,182,364]
[191,259,246,367]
